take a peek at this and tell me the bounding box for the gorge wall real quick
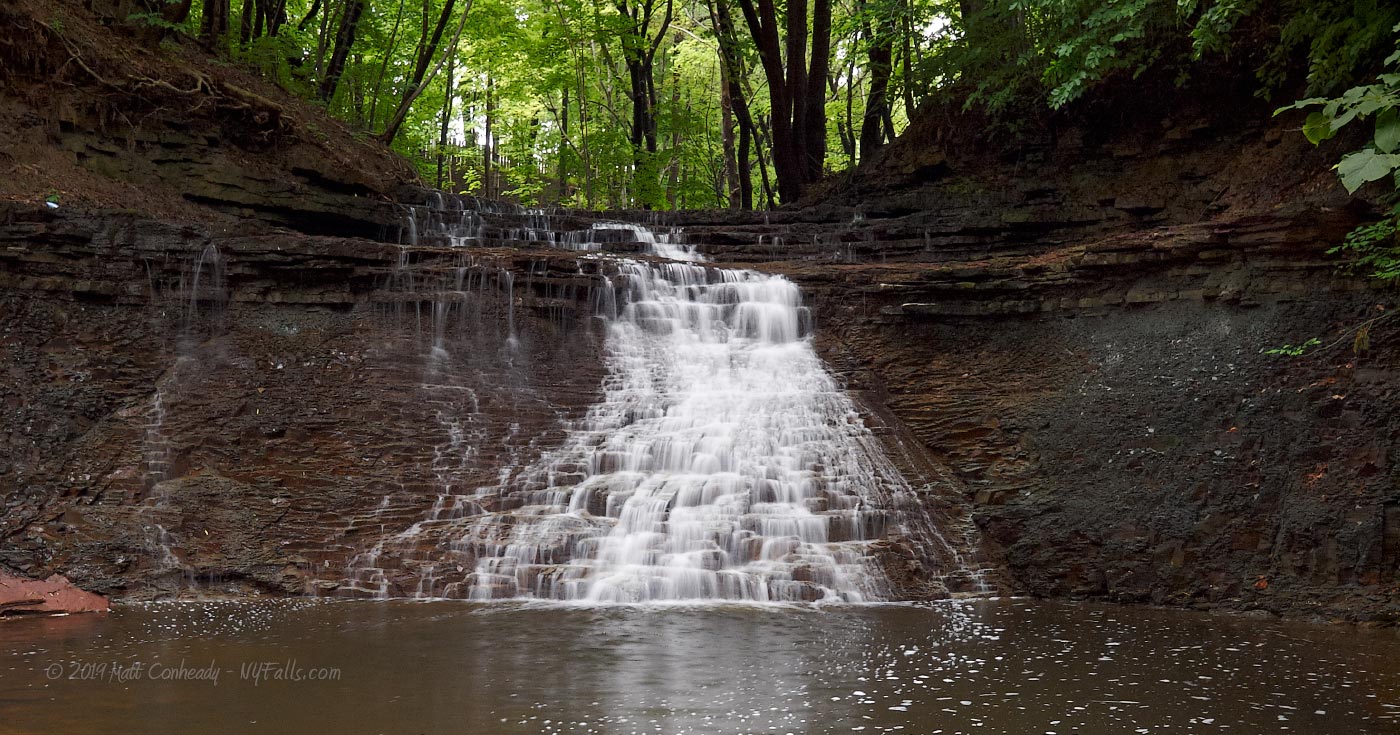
[665,109,1400,623]
[1,1,1396,620]
[1,204,616,597]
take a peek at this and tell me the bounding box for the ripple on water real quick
[0,598,1397,734]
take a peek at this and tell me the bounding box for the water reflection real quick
[1,599,1397,734]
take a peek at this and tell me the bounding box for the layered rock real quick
[665,194,1397,622]
[3,107,1398,622]
[0,203,614,598]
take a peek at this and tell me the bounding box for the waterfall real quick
[459,261,910,602]
[345,197,956,603]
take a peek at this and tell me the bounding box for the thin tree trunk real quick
[710,0,760,209]
[737,109,752,209]
[482,76,493,198]
[557,87,569,204]
[368,0,408,128]
[843,51,857,165]
[754,116,776,209]
[319,0,367,103]
[298,0,322,30]
[351,53,367,124]
[577,60,593,208]
[314,0,338,80]
[720,75,738,208]
[380,0,472,145]
[859,9,894,160]
[666,57,682,209]
[436,54,454,189]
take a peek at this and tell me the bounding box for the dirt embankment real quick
[0,0,419,236]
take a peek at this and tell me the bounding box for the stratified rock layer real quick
[668,200,1397,623]
[0,203,612,598]
[3,159,1398,622]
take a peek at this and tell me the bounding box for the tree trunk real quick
[367,0,407,127]
[720,77,738,208]
[313,0,339,80]
[710,0,758,209]
[298,0,322,30]
[733,0,827,203]
[199,0,230,45]
[267,0,287,35]
[615,0,673,205]
[238,0,254,44]
[754,116,776,209]
[482,76,493,198]
[436,54,454,189]
[319,0,367,103]
[842,51,856,165]
[557,87,570,204]
[802,0,830,182]
[381,0,472,145]
[859,10,894,161]
[162,0,194,25]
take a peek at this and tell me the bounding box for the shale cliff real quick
[1,203,619,596]
[663,105,1399,623]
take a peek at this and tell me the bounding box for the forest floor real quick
[0,0,416,224]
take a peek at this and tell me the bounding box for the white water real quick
[461,259,916,602]
[346,203,955,602]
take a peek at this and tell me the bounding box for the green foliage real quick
[1276,38,1400,191]
[128,0,1400,210]
[1043,0,1165,109]
[1328,205,1400,280]
[1276,26,1400,281]
[1262,337,1320,357]
[918,0,1400,127]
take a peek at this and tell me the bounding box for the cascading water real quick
[344,198,961,603]
[456,260,915,602]
[138,242,228,587]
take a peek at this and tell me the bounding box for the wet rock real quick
[0,572,108,615]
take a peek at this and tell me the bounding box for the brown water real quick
[1,599,1396,734]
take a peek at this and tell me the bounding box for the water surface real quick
[1,599,1396,734]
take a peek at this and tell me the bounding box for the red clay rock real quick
[0,572,109,615]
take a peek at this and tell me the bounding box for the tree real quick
[381,0,473,144]
[733,0,831,202]
[319,0,369,102]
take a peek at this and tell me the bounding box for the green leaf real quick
[1274,97,1327,116]
[1303,112,1336,144]
[1337,149,1400,193]
[1376,108,1400,153]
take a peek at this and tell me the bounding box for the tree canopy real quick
[126,0,1400,210]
